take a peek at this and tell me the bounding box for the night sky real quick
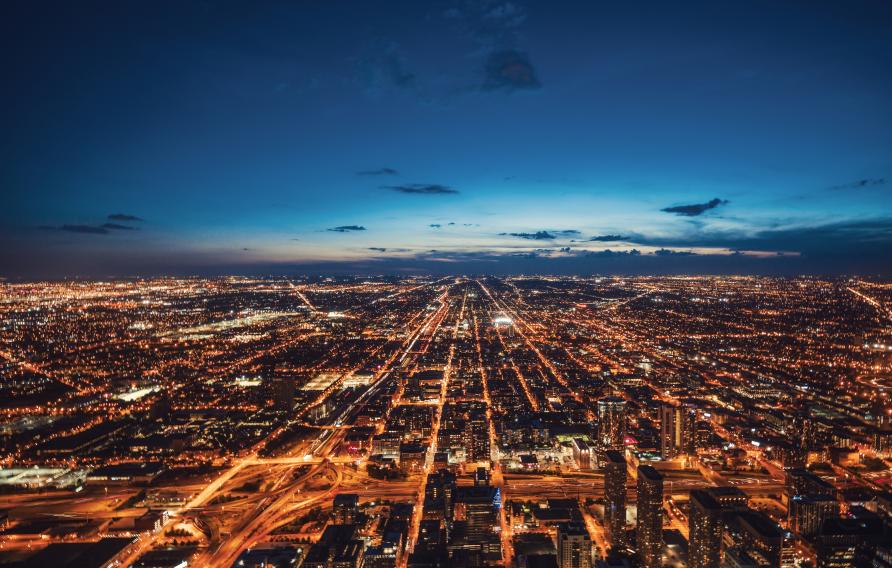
[3,1,892,278]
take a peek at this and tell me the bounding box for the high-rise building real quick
[660,404,678,459]
[333,493,360,525]
[603,450,627,549]
[465,408,490,463]
[557,521,592,568]
[661,403,697,459]
[689,490,723,568]
[636,465,664,568]
[271,375,295,411]
[735,510,791,568]
[455,485,498,543]
[598,397,626,449]
[789,494,839,538]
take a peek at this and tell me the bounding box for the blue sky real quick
[2,0,892,277]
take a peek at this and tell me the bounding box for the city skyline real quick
[4,1,892,278]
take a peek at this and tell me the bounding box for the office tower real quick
[456,485,498,542]
[660,404,678,459]
[598,397,627,449]
[425,469,456,521]
[557,521,592,568]
[333,493,360,525]
[271,375,295,411]
[465,408,490,463]
[662,403,697,458]
[636,465,664,568]
[735,510,790,568]
[789,495,839,538]
[679,404,697,455]
[603,450,627,549]
[689,490,723,568]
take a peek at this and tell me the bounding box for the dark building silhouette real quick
[603,450,627,549]
[636,465,664,568]
[689,490,723,568]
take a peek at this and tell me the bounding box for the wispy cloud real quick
[589,234,626,242]
[661,198,728,217]
[501,229,579,240]
[60,224,109,234]
[383,184,459,195]
[829,178,886,190]
[327,225,367,232]
[502,231,557,240]
[107,213,144,222]
[101,223,138,231]
[357,168,398,176]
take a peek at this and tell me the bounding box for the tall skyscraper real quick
[598,397,627,449]
[661,403,697,459]
[557,521,593,568]
[465,408,490,463]
[660,404,678,459]
[271,375,295,411]
[603,450,627,550]
[689,489,723,568]
[789,495,839,538]
[636,465,664,568]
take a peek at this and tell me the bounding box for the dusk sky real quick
[3,0,892,278]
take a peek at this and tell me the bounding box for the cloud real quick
[429,224,442,228]
[367,247,410,254]
[107,213,144,222]
[501,231,556,240]
[586,249,642,257]
[589,234,626,242]
[327,225,367,232]
[636,217,892,259]
[653,248,697,256]
[383,184,459,195]
[483,50,541,91]
[501,229,579,240]
[101,223,138,231]
[661,198,728,217]
[60,224,109,234]
[829,178,886,190]
[357,168,398,176]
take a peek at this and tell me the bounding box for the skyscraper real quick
[661,403,697,459]
[598,397,626,450]
[465,407,490,463]
[557,521,593,568]
[636,465,664,568]
[271,374,295,411]
[689,489,723,568]
[660,404,678,459]
[603,450,627,550]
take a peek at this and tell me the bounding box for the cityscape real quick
[0,276,890,567]
[4,1,892,567]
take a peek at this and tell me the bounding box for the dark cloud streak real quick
[661,198,728,216]
[384,184,459,195]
